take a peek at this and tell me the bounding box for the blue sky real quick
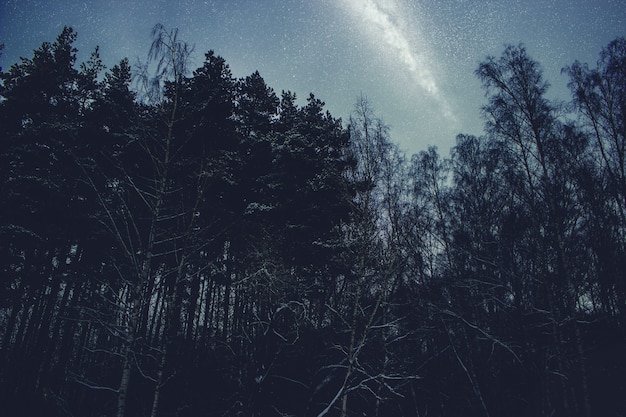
[1,0,624,155]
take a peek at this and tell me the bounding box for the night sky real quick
[1,0,624,155]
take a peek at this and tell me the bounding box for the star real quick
[1,0,624,155]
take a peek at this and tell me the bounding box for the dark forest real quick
[1,25,625,417]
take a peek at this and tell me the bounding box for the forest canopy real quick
[0,25,625,417]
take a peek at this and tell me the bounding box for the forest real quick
[0,25,625,417]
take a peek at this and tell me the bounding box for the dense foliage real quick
[0,26,624,417]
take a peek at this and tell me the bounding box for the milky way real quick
[1,0,624,155]
[338,0,454,122]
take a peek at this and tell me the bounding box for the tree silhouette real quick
[1,26,625,417]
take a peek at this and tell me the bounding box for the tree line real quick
[0,25,625,417]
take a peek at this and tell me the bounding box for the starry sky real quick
[1,0,624,155]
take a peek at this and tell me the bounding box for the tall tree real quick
[0,26,111,416]
[564,38,626,321]
[477,44,592,417]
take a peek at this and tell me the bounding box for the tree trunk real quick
[340,259,363,417]
[150,346,167,417]
[117,337,134,417]
[117,292,140,417]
